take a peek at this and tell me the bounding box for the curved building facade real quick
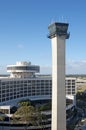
[0,61,76,106]
[0,61,51,106]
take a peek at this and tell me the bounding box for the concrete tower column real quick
[48,22,69,130]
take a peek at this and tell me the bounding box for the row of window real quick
[7,66,40,72]
[1,80,75,85]
[1,81,51,85]
[0,79,76,103]
[66,91,75,95]
[0,91,51,102]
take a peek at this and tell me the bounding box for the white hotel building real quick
[0,61,76,106]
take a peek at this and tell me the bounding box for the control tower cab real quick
[7,61,40,78]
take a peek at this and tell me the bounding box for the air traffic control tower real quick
[48,22,69,130]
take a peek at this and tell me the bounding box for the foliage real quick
[77,85,86,92]
[13,103,35,124]
[76,92,86,101]
[0,115,5,121]
[67,123,76,130]
[38,102,51,111]
[18,100,31,106]
[12,101,48,129]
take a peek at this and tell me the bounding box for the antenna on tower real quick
[51,18,55,24]
[64,17,68,23]
[61,16,64,22]
[58,16,64,23]
[60,16,69,23]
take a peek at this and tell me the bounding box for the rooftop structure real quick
[48,22,69,39]
[7,61,40,78]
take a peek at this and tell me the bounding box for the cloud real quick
[0,65,7,74]
[40,66,52,74]
[40,60,86,74]
[0,60,86,75]
[66,60,86,74]
[17,44,24,48]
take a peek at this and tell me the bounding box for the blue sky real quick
[0,0,86,74]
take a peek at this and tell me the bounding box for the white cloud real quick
[40,66,51,74]
[0,65,7,74]
[0,60,86,75]
[66,60,86,74]
[17,44,24,48]
[40,60,86,74]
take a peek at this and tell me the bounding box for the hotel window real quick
[2,98,5,102]
[72,83,75,86]
[10,81,13,84]
[10,96,13,100]
[17,95,20,98]
[10,92,13,95]
[28,80,31,83]
[2,94,5,97]
[14,96,16,99]
[6,93,9,97]
[2,86,5,89]
[37,86,40,89]
[24,87,27,91]
[41,92,45,95]
[24,93,27,96]
[28,93,31,96]
[32,93,35,95]
[67,86,71,88]
[14,92,16,95]
[2,90,5,93]
[45,91,49,95]
[5,81,9,84]
[6,97,9,100]
[24,81,27,83]
[72,86,75,88]
[72,92,75,94]
[67,92,71,94]
[21,81,23,83]
[37,80,40,84]
[36,92,40,95]
[14,81,16,84]
[24,84,27,86]
[1,82,5,85]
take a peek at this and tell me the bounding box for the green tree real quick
[0,115,5,121]
[12,101,48,130]
[34,108,48,130]
[12,102,35,130]
[0,115,5,130]
[18,100,31,106]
